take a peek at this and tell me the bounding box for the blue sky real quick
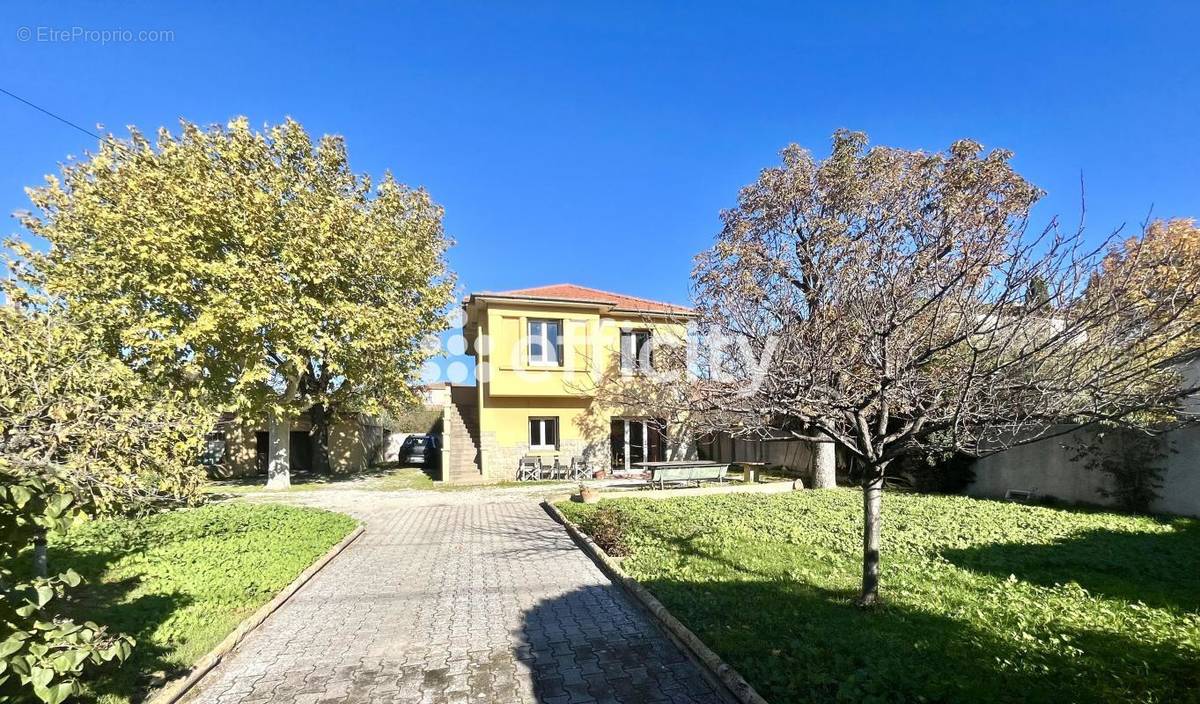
[2,2,1198,382]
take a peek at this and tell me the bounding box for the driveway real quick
[185,488,727,703]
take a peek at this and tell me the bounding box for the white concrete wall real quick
[379,431,415,464]
[967,424,1200,517]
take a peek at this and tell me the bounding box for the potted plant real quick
[578,483,600,504]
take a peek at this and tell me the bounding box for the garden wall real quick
[970,360,1199,516]
[966,424,1200,517]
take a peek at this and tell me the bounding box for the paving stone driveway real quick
[186,490,727,704]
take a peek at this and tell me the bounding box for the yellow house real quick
[451,284,697,482]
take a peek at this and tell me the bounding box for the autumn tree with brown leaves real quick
[691,131,1200,605]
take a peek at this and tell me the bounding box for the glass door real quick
[610,418,666,470]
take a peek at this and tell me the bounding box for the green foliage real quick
[559,491,1200,703]
[1,308,208,703]
[383,405,443,434]
[5,503,355,703]
[207,466,438,494]
[0,308,209,513]
[1,470,135,704]
[1069,427,1170,513]
[894,447,977,494]
[10,117,454,421]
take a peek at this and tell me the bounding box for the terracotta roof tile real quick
[480,283,692,315]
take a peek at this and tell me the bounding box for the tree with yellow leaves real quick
[1094,218,1200,363]
[10,118,455,487]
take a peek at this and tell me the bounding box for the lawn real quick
[207,465,575,494]
[15,503,357,703]
[557,490,1200,704]
[205,465,440,494]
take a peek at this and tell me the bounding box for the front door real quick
[289,431,313,473]
[255,432,270,475]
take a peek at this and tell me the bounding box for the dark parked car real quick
[400,434,440,467]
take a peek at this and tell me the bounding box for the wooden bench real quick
[634,461,730,489]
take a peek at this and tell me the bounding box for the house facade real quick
[450,284,697,482]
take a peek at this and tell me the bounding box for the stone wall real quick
[480,431,608,481]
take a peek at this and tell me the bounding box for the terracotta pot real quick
[593,469,608,480]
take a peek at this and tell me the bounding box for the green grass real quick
[25,503,356,703]
[206,465,574,494]
[204,465,441,494]
[557,490,1200,704]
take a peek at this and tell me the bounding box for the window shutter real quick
[554,322,564,367]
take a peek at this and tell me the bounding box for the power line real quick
[0,86,103,142]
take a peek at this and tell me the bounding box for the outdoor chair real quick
[517,456,542,482]
[569,457,590,481]
[546,458,567,480]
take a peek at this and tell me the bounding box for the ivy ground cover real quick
[9,503,356,703]
[558,490,1200,703]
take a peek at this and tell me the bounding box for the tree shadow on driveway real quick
[519,584,726,704]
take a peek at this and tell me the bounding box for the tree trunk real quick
[310,403,332,475]
[266,413,291,489]
[810,437,837,489]
[32,529,48,578]
[857,464,887,606]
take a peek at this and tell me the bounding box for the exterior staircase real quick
[444,388,482,483]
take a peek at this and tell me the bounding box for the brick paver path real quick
[186,491,726,703]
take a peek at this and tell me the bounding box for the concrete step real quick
[443,399,482,481]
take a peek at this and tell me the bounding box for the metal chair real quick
[517,456,541,482]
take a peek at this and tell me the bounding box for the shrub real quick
[0,308,209,702]
[1068,426,1170,513]
[383,405,443,435]
[900,449,977,494]
[0,308,209,513]
[580,505,630,557]
[0,468,134,704]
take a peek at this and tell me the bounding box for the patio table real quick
[731,461,767,483]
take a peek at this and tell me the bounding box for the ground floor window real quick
[529,417,559,451]
[199,431,227,468]
[610,418,666,470]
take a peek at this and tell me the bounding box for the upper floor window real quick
[620,329,653,373]
[528,319,563,366]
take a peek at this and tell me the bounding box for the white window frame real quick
[528,319,563,366]
[529,416,559,451]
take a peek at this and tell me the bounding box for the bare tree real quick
[691,130,1200,605]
